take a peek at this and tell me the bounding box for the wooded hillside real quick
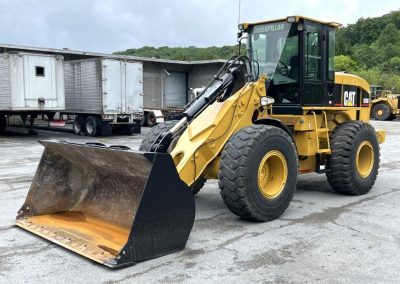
[335,10,400,90]
[114,45,240,61]
[115,10,400,89]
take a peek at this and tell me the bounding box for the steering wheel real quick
[277,61,289,76]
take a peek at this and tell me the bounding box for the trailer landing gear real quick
[28,115,38,135]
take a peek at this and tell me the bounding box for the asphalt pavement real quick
[0,120,399,283]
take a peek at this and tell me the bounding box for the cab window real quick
[305,25,322,81]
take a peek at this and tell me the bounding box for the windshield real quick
[248,22,299,89]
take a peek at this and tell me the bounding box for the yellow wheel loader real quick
[371,91,400,121]
[16,16,385,268]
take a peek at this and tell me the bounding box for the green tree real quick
[351,44,379,69]
[334,55,358,71]
[383,56,400,73]
[376,23,400,47]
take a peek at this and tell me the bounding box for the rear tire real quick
[146,112,157,127]
[372,103,391,121]
[326,121,380,195]
[219,125,298,221]
[73,115,85,135]
[139,120,205,195]
[84,116,101,137]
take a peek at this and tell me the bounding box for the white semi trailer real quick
[0,52,65,133]
[63,58,143,136]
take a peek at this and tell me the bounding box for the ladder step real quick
[317,149,331,154]
[316,128,329,132]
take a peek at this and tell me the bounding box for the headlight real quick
[287,16,297,23]
[260,97,275,106]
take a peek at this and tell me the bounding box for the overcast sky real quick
[0,0,398,53]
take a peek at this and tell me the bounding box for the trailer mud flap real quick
[16,141,195,268]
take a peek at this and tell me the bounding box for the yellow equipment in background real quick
[371,90,400,120]
[16,16,385,268]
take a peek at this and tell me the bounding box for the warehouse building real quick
[0,43,225,127]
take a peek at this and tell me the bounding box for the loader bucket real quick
[16,140,195,268]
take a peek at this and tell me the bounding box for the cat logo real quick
[344,91,356,106]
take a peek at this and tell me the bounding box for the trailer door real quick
[125,62,143,114]
[163,71,187,108]
[103,59,124,114]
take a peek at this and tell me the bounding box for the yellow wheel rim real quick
[356,141,374,178]
[377,109,383,116]
[257,150,288,199]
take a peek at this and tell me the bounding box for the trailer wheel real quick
[139,120,205,195]
[73,115,85,135]
[141,113,147,127]
[219,125,298,221]
[326,121,380,195]
[0,115,6,133]
[372,103,391,120]
[131,121,141,134]
[84,116,101,137]
[146,112,157,127]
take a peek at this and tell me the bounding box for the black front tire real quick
[139,120,178,151]
[326,121,380,195]
[84,116,101,137]
[219,125,298,222]
[372,103,391,121]
[73,115,85,135]
[139,120,205,195]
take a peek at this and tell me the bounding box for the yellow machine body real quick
[170,73,385,184]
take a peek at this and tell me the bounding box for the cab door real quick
[302,23,325,106]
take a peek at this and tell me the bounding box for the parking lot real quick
[1,120,399,283]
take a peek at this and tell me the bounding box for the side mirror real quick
[297,23,305,31]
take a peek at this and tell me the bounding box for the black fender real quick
[254,118,299,169]
[253,118,295,142]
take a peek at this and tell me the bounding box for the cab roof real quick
[240,16,342,30]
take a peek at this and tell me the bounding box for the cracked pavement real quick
[1,120,399,283]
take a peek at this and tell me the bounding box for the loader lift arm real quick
[150,55,256,153]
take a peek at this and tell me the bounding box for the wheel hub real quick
[356,141,374,178]
[377,109,383,116]
[257,150,288,199]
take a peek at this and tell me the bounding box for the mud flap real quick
[16,140,195,268]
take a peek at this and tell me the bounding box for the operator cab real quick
[240,16,341,114]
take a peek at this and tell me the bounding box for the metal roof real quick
[241,16,342,29]
[0,43,227,65]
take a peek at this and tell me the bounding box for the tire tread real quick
[219,125,298,221]
[326,121,380,195]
